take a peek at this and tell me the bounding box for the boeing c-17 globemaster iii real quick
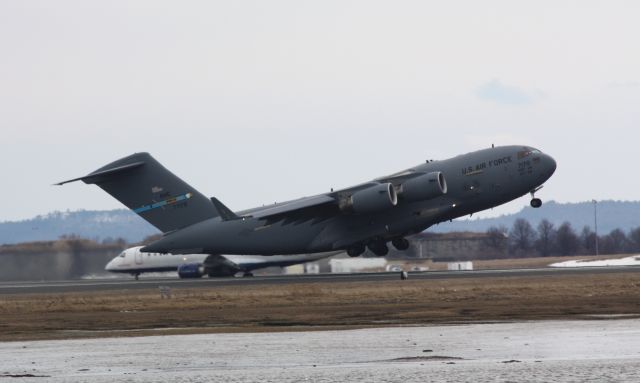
[58,145,556,258]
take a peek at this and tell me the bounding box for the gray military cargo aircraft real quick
[58,145,556,257]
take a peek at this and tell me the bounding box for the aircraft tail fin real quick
[57,153,220,233]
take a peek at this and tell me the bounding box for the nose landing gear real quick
[530,186,543,208]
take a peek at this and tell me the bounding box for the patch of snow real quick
[550,255,640,268]
[90,212,132,223]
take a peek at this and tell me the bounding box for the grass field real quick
[1,270,640,341]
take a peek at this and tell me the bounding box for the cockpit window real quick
[517,150,531,159]
[118,252,126,258]
[517,148,541,159]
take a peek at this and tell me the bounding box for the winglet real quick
[210,197,240,221]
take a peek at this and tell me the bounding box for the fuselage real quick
[105,247,209,274]
[105,246,334,277]
[143,145,556,255]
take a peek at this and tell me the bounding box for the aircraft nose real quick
[548,154,557,173]
[544,153,557,178]
[105,259,115,271]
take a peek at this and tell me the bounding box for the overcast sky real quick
[1,1,639,221]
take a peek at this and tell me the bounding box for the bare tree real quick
[629,227,640,253]
[580,226,597,255]
[510,219,536,256]
[535,219,555,257]
[484,226,509,257]
[555,222,579,256]
[601,229,628,254]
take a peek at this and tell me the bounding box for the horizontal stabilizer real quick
[55,161,145,186]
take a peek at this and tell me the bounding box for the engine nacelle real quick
[177,263,205,279]
[400,172,447,202]
[342,183,398,214]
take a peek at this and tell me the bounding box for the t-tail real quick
[57,153,220,233]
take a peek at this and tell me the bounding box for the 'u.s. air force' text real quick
[462,156,512,175]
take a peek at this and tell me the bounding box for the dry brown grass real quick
[2,272,640,341]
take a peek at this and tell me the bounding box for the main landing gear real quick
[368,241,389,257]
[530,186,543,208]
[391,238,410,251]
[347,237,410,258]
[347,243,366,257]
[347,242,388,257]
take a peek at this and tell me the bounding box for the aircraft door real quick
[135,249,143,265]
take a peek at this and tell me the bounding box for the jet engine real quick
[177,263,205,279]
[400,172,447,202]
[342,183,398,214]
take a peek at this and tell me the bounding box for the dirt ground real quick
[1,271,640,341]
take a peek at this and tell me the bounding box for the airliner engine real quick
[177,263,205,279]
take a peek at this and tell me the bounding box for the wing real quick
[239,168,430,224]
[247,194,337,219]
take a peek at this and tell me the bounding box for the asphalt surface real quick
[1,266,639,295]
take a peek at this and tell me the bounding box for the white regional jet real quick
[106,246,337,279]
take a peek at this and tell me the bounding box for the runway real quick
[1,266,639,295]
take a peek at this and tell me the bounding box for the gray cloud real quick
[476,79,539,105]
[607,81,640,89]
[1,2,639,221]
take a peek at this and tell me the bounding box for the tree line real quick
[484,219,640,257]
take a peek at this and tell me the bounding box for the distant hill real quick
[1,200,639,245]
[431,200,640,234]
[0,210,159,245]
